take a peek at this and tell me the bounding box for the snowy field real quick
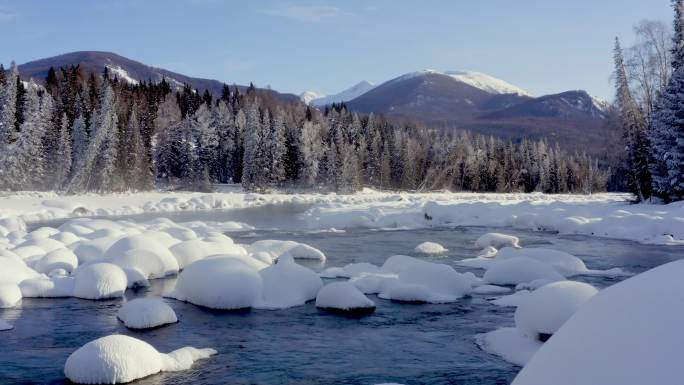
[1,189,684,384]
[1,188,683,245]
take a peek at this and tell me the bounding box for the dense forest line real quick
[0,61,608,195]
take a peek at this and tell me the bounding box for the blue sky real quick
[0,0,673,100]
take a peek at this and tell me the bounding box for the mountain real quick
[346,70,614,155]
[301,80,375,106]
[17,51,300,103]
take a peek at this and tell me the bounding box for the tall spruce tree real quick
[614,38,652,201]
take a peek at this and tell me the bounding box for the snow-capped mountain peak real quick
[301,80,375,106]
[105,64,139,85]
[444,70,530,96]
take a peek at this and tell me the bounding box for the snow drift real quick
[63,334,215,384]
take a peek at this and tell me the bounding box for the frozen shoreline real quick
[0,188,682,245]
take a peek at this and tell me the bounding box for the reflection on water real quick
[4,213,683,384]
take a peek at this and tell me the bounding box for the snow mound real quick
[73,263,128,300]
[380,259,472,303]
[495,247,587,276]
[117,298,178,329]
[25,226,59,240]
[320,262,381,278]
[63,335,215,384]
[0,283,22,308]
[0,256,40,284]
[256,256,323,309]
[71,237,123,264]
[475,233,520,249]
[50,231,81,246]
[169,238,247,269]
[33,248,78,274]
[0,319,13,331]
[490,290,531,307]
[103,234,179,276]
[350,272,399,294]
[16,237,65,253]
[514,281,597,341]
[316,282,375,313]
[512,259,684,385]
[476,327,542,366]
[20,276,75,297]
[169,257,262,309]
[484,257,565,285]
[248,240,326,261]
[414,241,448,255]
[380,254,424,274]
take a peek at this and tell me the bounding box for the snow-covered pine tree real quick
[68,84,118,193]
[53,113,73,189]
[3,85,52,190]
[241,100,263,191]
[70,114,88,176]
[0,62,18,146]
[125,108,152,190]
[614,38,652,201]
[265,107,287,188]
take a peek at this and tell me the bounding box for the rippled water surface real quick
[2,208,683,385]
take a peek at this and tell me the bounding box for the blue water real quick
[2,210,683,385]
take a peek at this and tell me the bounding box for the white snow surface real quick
[0,283,22,308]
[445,70,530,96]
[117,298,178,329]
[414,241,448,255]
[248,240,326,261]
[0,190,681,246]
[512,259,684,385]
[63,334,215,384]
[315,282,375,311]
[476,327,542,366]
[72,263,128,300]
[484,257,565,285]
[168,257,263,310]
[514,281,598,339]
[256,256,323,309]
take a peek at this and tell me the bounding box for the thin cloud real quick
[258,5,355,23]
[0,9,17,22]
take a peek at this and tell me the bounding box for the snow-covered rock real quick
[248,240,326,261]
[169,257,262,309]
[0,256,40,284]
[380,259,472,303]
[169,238,247,269]
[72,263,128,300]
[320,262,381,278]
[103,234,178,273]
[0,319,13,331]
[473,284,511,295]
[380,254,424,274]
[63,335,215,384]
[495,247,587,276]
[414,241,448,255]
[20,276,75,298]
[512,259,684,385]
[102,247,179,281]
[33,248,78,274]
[489,290,531,307]
[514,281,597,341]
[483,257,565,285]
[475,233,520,249]
[476,327,542,366]
[0,283,22,308]
[50,231,81,246]
[316,282,375,314]
[256,256,323,309]
[117,298,178,329]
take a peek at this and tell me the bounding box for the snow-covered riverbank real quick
[0,189,682,245]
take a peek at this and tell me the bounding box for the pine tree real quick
[265,107,287,188]
[0,61,18,146]
[53,113,73,189]
[242,100,263,191]
[614,38,652,201]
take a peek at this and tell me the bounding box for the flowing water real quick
[2,206,683,385]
